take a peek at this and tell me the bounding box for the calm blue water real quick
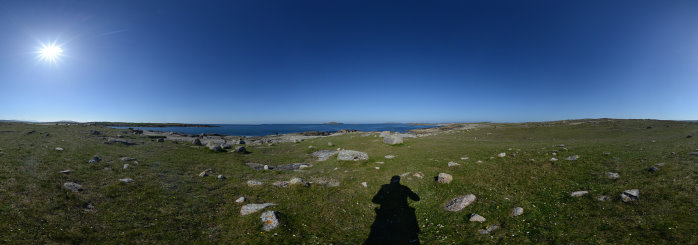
[114,124,436,136]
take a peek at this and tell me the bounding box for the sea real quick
[113,123,437,137]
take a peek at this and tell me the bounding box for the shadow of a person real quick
[365,176,420,245]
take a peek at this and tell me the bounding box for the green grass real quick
[0,119,696,244]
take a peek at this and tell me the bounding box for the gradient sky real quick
[1,0,697,124]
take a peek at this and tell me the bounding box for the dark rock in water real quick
[276,163,310,170]
[88,156,101,164]
[311,150,338,161]
[104,138,136,145]
[91,130,100,135]
[63,182,83,192]
[192,138,202,146]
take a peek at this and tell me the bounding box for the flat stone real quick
[460,156,469,160]
[413,172,424,179]
[570,191,589,197]
[497,152,506,158]
[512,207,524,216]
[383,135,403,145]
[565,155,579,161]
[240,203,276,215]
[123,164,129,169]
[469,213,486,222]
[443,194,476,212]
[447,161,460,167]
[55,147,64,151]
[550,158,558,162]
[119,178,134,183]
[199,171,208,177]
[120,157,136,161]
[260,210,280,231]
[478,225,499,235]
[621,189,639,202]
[476,160,483,164]
[104,138,136,145]
[437,173,452,184]
[235,197,246,203]
[384,155,395,159]
[597,195,609,201]
[276,163,310,171]
[689,152,698,156]
[337,150,368,161]
[245,162,270,170]
[247,180,263,187]
[63,182,83,192]
[59,169,72,174]
[361,182,368,188]
[311,150,338,161]
[606,172,620,179]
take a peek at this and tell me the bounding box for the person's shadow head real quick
[364,176,420,245]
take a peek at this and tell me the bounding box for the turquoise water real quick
[114,123,436,136]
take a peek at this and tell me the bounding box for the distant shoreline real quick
[90,122,219,128]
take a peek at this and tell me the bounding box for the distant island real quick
[90,122,218,128]
[323,122,343,124]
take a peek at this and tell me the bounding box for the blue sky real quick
[1,0,697,124]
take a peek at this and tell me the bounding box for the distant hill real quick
[323,122,343,125]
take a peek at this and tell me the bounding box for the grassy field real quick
[0,119,696,244]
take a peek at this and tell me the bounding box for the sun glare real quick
[37,41,64,64]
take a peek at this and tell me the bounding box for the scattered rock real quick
[655,162,665,167]
[384,155,395,159]
[91,130,100,135]
[327,142,334,146]
[383,135,404,145]
[691,152,698,156]
[55,147,64,151]
[447,161,460,167]
[157,138,165,142]
[597,195,609,201]
[199,171,209,177]
[337,150,369,161]
[245,163,270,170]
[276,163,311,171]
[565,155,579,161]
[469,214,486,222]
[192,138,202,145]
[379,131,391,137]
[497,152,506,158]
[551,152,557,156]
[478,225,499,235]
[437,173,453,184]
[311,150,338,161]
[570,191,589,197]
[375,166,380,170]
[606,172,620,179]
[649,166,660,172]
[687,135,692,138]
[240,203,276,215]
[413,172,424,179]
[444,194,476,212]
[235,197,246,203]
[88,156,101,164]
[206,142,224,152]
[603,152,611,155]
[460,156,469,160]
[234,146,247,153]
[120,157,136,161]
[512,207,524,216]
[104,138,136,145]
[119,178,134,183]
[237,139,246,145]
[217,174,226,180]
[260,210,280,231]
[59,169,72,174]
[361,182,368,188]
[123,164,129,169]
[621,189,639,202]
[550,158,558,162]
[63,182,83,192]
[247,180,263,187]
[476,160,483,164]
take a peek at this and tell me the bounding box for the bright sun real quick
[37,41,64,64]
